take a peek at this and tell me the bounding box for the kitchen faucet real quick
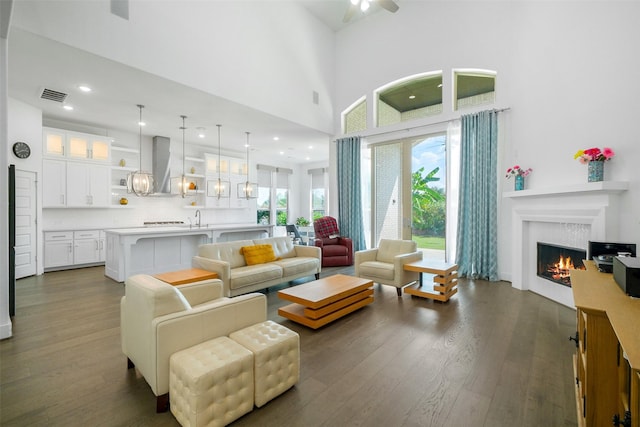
[195,210,201,228]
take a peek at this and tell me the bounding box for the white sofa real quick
[120,274,267,412]
[192,236,321,297]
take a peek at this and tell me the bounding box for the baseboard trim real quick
[0,320,13,340]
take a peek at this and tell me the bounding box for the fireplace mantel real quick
[503,181,628,199]
[506,180,629,308]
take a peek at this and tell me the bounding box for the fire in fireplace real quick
[537,242,586,287]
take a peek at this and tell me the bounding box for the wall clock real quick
[12,141,31,159]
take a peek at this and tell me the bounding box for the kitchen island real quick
[104,224,273,282]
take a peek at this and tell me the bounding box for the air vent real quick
[40,88,68,103]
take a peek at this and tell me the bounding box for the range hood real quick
[152,136,172,195]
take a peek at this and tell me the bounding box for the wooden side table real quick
[403,260,458,302]
[153,268,218,286]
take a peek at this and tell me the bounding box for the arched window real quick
[453,69,496,110]
[342,96,367,134]
[375,72,443,127]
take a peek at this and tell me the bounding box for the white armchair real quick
[120,274,267,412]
[355,239,423,296]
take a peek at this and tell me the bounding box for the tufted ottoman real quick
[229,320,300,407]
[170,336,254,427]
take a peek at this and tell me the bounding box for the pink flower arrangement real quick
[505,165,532,179]
[574,147,615,164]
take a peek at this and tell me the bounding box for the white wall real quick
[333,1,640,280]
[11,0,335,133]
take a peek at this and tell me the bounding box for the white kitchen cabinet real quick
[66,162,110,207]
[44,229,106,271]
[44,231,74,268]
[66,132,111,161]
[205,153,229,175]
[43,128,66,158]
[42,159,67,207]
[204,153,252,209]
[73,230,101,264]
[98,231,106,262]
[229,158,247,176]
[43,127,112,162]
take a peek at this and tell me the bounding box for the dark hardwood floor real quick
[1,266,578,426]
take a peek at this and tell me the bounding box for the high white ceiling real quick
[7,0,394,163]
[6,2,360,164]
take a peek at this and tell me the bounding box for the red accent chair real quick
[313,216,354,267]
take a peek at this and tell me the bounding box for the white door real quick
[15,170,37,279]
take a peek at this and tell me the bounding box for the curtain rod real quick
[334,107,510,142]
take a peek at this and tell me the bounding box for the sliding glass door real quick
[410,134,446,261]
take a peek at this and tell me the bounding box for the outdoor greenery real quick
[412,235,446,250]
[295,217,310,226]
[257,210,270,225]
[412,166,446,238]
[276,210,288,226]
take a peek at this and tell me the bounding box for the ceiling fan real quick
[343,0,399,23]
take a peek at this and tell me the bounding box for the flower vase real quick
[514,175,525,191]
[588,161,604,182]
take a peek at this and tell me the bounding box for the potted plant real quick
[295,217,310,227]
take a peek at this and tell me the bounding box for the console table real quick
[570,261,640,427]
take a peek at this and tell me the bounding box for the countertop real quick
[104,223,273,235]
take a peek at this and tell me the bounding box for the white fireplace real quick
[505,181,628,308]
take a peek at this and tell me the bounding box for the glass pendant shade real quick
[209,124,229,199]
[238,181,258,199]
[208,178,229,198]
[172,174,189,197]
[127,104,154,196]
[127,171,154,196]
[238,132,258,199]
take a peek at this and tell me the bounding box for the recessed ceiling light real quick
[78,85,91,92]
[308,145,313,149]
[138,121,146,126]
[273,136,279,141]
[305,156,310,160]
[409,95,416,99]
[63,105,74,111]
[197,127,206,138]
[279,151,284,155]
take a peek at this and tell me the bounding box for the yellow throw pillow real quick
[240,244,279,266]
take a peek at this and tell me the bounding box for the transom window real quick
[454,69,496,110]
[376,72,443,127]
[341,68,497,133]
[342,96,367,134]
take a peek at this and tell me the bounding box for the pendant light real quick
[127,104,154,196]
[211,124,229,199]
[238,132,258,199]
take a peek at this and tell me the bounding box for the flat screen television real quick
[588,241,637,273]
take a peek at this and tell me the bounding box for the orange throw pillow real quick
[240,244,278,266]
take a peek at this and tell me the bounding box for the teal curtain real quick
[336,136,366,251]
[455,110,499,281]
